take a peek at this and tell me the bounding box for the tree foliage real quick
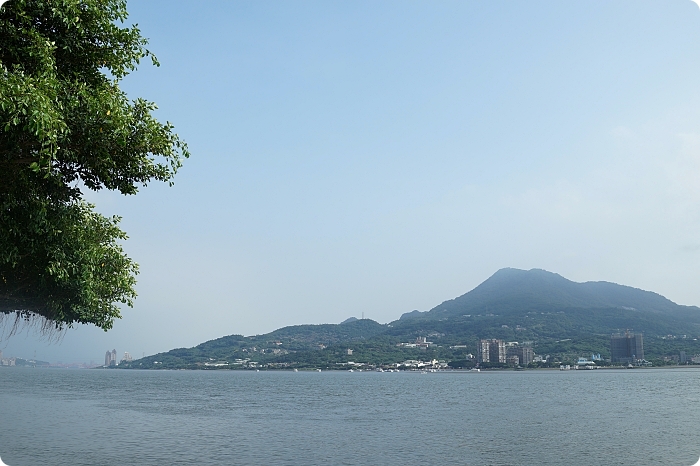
[0,0,188,330]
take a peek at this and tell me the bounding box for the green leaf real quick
[0,0,187,331]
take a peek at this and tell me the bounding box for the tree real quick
[0,0,189,330]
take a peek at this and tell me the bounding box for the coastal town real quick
[109,330,700,371]
[4,329,698,371]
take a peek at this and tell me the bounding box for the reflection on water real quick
[1,368,699,465]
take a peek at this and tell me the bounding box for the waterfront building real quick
[105,349,118,366]
[477,340,490,363]
[610,332,644,364]
[477,339,506,363]
[0,357,16,366]
[506,345,534,366]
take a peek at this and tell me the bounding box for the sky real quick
[3,0,700,363]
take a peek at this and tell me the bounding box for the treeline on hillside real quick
[117,313,700,370]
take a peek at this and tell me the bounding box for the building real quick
[0,351,16,367]
[346,349,353,356]
[414,336,434,348]
[610,332,644,364]
[105,349,118,367]
[477,340,490,362]
[122,352,133,363]
[477,339,506,364]
[506,345,534,366]
[397,336,435,349]
[519,347,534,365]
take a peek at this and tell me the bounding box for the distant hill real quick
[119,268,700,370]
[122,319,387,369]
[204,318,387,352]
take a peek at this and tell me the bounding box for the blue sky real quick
[4,0,700,363]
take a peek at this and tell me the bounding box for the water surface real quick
[1,368,699,465]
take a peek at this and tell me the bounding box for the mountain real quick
[121,319,388,369]
[202,318,387,352]
[401,268,699,321]
[119,268,700,370]
[385,268,700,364]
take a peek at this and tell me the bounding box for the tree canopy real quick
[0,0,189,330]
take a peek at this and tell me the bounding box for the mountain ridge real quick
[118,268,700,369]
[400,268,697,321]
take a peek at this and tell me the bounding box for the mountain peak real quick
[490,267,565,280]
[420,268,692,319]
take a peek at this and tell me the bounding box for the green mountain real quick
[122,318,388,369]
[119,268,700,370]
[403,268,699,321]
[386,268,700,364]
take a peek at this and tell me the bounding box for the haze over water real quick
[1,367,699,465]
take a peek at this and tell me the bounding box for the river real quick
[1,367,699,465]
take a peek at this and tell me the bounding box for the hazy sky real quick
[3,0,700,363]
